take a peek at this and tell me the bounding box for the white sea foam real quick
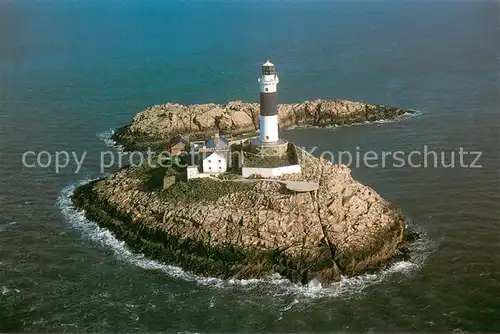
[58,179,434,300]
[0,221,17,233]
[1,286,20,295]
[281,298,299,312]
[96,128,124,151]
[375,108,425,124]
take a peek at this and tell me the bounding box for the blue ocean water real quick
[1,0,499,332]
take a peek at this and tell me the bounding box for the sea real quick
[0,0,499,332]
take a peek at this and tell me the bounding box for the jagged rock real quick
[71,98,415,283]
[113,99,410,150]
[72,148,409,283]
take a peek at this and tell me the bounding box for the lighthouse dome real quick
[262,60,276,75]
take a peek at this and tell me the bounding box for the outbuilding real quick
[168,135,190,156]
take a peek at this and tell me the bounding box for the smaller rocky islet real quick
[112,99,408,151]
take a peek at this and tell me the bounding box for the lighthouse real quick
[258,60,280,143]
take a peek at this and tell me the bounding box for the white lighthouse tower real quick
[258,60,280,142]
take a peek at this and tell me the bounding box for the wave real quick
[0,221,18,233]
[370,108,424,124]
[96,128,124,151]
[1,286,20,296]
[57,178,435,300]
[373,108,425,124]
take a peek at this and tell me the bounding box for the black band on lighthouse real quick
[260,92,277,116]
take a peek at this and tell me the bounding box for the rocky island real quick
[72,61,416,283]
[112,99,409,151]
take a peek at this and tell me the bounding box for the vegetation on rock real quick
[161,178,252,203]
[242,151,295,168]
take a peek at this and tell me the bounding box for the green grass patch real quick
[243,149,296,168]
[125,155,182,191]
[161,178,252,203]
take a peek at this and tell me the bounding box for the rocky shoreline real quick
[112,99,411,151]
[71,98,416,283]
[72,155,412,283]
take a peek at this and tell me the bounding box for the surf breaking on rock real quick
[67,61,423,285]
[58,179,434,299]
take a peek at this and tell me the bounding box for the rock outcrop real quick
[72,148,410,283]
[113,99,410,150]
[71,98,416,283]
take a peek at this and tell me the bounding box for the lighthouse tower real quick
[258,60,280,142]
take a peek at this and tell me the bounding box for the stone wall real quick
[250,139,288,156]
[241,164,302,178]
[288,142,301,165]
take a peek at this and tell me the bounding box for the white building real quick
[184,132,231,180]
[202,151,228,174]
